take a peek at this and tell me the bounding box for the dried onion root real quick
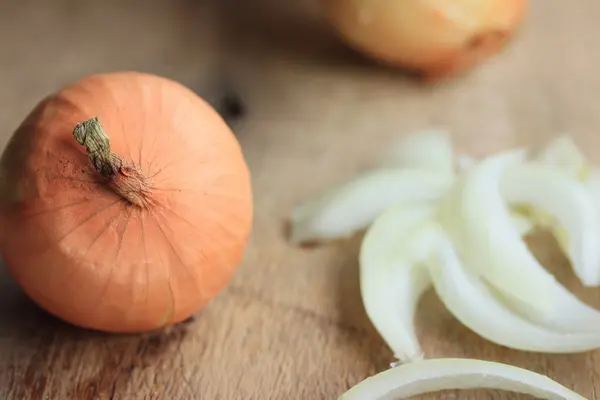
[338,358,587,400]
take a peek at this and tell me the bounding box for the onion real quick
[0,73,254,333]
[456,154,477,172]
[290,129,526,245]
[359,204,441,362]
[535,135,589,178]
[532,135,600,279]
[338,358,587,400]
[438,149,600,333]
[289,130,600,363]
[289,168,452,245]
[377,129,454,174]
[322,0,528,80]
[429,237,600,353]
[502,163,600,286]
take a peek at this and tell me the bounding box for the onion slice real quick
[533,135,600,286]
[289,169,452,244]
[377,129,454,174]
[338,358,587,400]
[428,237,600,352]
[359,204,441,363]
[439,149,600,332]
[512,211,536,236]
[502,163,600,287]
[535,135,588,177]
[455,154,535,236]
[456,154,478,172]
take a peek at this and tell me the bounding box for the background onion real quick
[322,0,528,80]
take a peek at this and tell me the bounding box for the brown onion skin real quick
[0,72,253,333]
[323,0,528,81]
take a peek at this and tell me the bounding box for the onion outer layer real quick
[323,0,528,80]
[337,358,587,400]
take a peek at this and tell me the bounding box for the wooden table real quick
[2,0,600,398]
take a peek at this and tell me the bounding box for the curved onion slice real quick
[428,237,600,353]
[533,135,600,285]
[439,149,600,332]
[338,358,587,400]
[502,163,600,286]
[534,135,600,196]
[359,204,441,363]
[535,135,588,178]
[289,169,452,244]
[377,129,454,174]
[455,154,536,236]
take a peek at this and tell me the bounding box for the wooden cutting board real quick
[1,0,600,398]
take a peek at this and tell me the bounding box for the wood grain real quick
[2,0,600,398]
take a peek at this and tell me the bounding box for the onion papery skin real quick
[0,72,253,333]
[322,0,528,80]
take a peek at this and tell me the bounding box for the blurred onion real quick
[323,0,527,80]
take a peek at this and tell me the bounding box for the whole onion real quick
[323,0,528,80]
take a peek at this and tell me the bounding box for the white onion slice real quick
[585,168,600,196]
[455,155,535,236]
[428,237,600,353]
[502,163,600,286]
[438,149,600,331]
[512,211,536,236]
[456,154,477,172]
[338,358,587,400]
[438,149,535,291]
[289,169,452,244]
[359,204,441,363]
[377,129,454,174]
[535,135,587,177]
[533,135,600,286]
[585,171,600,258]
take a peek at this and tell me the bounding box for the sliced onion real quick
[377,129,454,174]
[512,211,536,236]
[466,137,600,285]
[456,154,477,172]
[584,168,600,196]
[502,163,600,286]
[455,154,536,235]
[359,204,442,363]
[584,171,600,252]
[534,135,600,197]
[338,358,587,400]
[289,169,452,244]
[439,149,600,332]
[428,237,600,353]
[535,135,588,178]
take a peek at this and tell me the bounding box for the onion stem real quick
[73,117,151,208]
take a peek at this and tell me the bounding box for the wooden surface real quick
[2,0,600,399]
